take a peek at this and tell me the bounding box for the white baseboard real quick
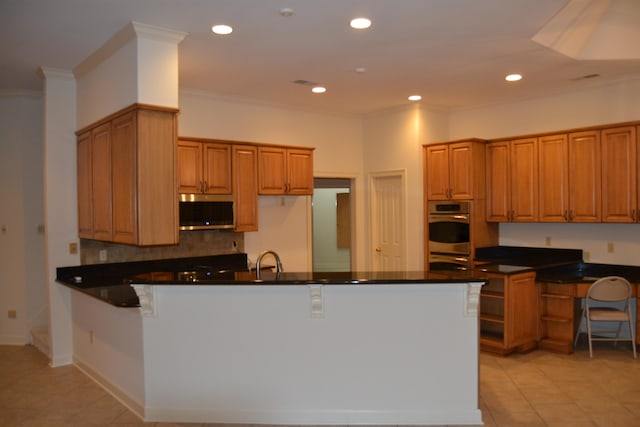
[73,355,145,420]
[0,334,29,345]
[144,406,483,425]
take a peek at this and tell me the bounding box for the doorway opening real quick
[312,178,353,272]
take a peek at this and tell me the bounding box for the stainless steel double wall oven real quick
[427,200,471,270]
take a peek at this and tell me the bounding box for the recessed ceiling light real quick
[312,86,327,94]
[355,67,367,73]
[408,95,422,101]
[505,73,522,82]
[350,17,372,30]
[212,24,233,35]
[280,8,294,17]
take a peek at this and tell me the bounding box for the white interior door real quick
[370,172,406,271]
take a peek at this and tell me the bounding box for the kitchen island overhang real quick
[59,261,486,425]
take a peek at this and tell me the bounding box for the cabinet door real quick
[504,272,537,350]
[286,148,314,195]
[601,126,636,223]
[258,146,287,194]
[510,137,538,222]
[91,122,112,241]
[425,144,450,200]
[539,134,569,222]
[568,130,601,222]
[177,141,203,194]
[233,145,258,231]
[203,142,232,194]
[77,131,93,238]
[486,141,510,222]
[136,108,179,246]
[111,111,137,244]
[449,143,474,199]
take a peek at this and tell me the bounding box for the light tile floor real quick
[1,342,638,427]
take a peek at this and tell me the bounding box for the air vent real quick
[291,79,319,86]
[570,73,600,81]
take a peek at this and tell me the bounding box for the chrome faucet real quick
[255,250,283,279]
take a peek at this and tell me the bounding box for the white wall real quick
[0,95,47,345]
[362,105,450,270]
[178,91,366,271]
[449,78,640,265]
[140,283,482,424]
[41,69,80,365]
[450,78,640,140]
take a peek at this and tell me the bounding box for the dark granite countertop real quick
[57,247,640,308]
[56,254,484,307]
[536,262,640,283]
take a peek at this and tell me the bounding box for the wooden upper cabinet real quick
[539,134,569,222]
[601,126,637,223]
[203,143,232,194]
[425,140,485,200]
[486,141,510,221]
[539,131,601,222]
[111,111,137,244]
[233,145,259,232]
[77,131,93,238]
[76,105,179,246]
[90,122,113,241]
[486,138,538,222]
[258,146,314,195]
[425,144,450,200]
[177,141,202,194]
[568,130,601,222]
[177,140,232,194]
[510,138,539,222]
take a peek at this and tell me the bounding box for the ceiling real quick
[2,0,640,115]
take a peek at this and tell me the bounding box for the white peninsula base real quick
[71,282,484,425]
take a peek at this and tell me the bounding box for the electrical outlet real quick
[69,242,78,254]
[584,251,591,261]
[545,236,551,246]
[99,249,107,262]
[607,242,615,253]
[8,310,16,319]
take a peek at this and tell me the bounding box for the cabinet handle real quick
[568,210,573,221]
[563,210,568,221]
[203,180,209,192]
[633,209,637,222]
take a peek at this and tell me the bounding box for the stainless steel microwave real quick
[179,194,235,230]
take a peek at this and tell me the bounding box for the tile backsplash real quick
[80,230,244,264]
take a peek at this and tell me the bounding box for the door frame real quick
[312,172,362,271]
[368,169,408,271]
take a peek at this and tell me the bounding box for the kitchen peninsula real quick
[57,255,486,425]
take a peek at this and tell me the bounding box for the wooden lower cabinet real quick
[537,282,582,354]
[479,271,538,355]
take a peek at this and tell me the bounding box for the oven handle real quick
[428,214,470,222]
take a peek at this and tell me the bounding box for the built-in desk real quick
[537,280,638,354]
